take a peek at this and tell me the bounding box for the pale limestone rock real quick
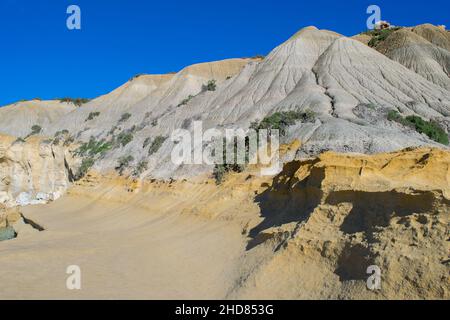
[0,135,75,206]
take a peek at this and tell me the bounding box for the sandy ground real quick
[0,192,247,299]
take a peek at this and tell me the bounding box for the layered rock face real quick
[0,134,76,206]
[232,147,449,299]
[0,147,446,299]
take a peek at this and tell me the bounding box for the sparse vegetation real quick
[213,164,227,185]
[251,54,266,59]
[77,157,95,179]
[148,136,167,155]
[63,136,75,146]
[387,111,449,145]
[250,110,316,136]
[59,97,91,107]
[213,139,246,185]
[31,124,42,135]
[52,138,60,146]
[387,110,403,122]
[364,27,403,47]
[115,132,134,147]
[55,129,69,137]
[130,74,145,81]
[116,155,134,175]
[178,95,194,107]
[151,119,158,127]
[13,137,26,144]
[213,162,245,185]
[25,124,42,138]
[366,103,377,110]
[202,80,217,92]
[406,116,449,145]
[86,112,100,121]
[119,113,132,123]
[133,160,148,177]
[212,110,316,183]
[108,126,119,136]
[76,137,113,157]
[143,137,152,148]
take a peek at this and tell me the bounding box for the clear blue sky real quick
[0,0,448,106]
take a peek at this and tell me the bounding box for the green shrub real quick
[366,103,376,110]
[387,111,449,145]
[202,80,217,92]
[213,164,227,185]
[76,137,112,156]
[77,157,95,179]
[151,119,158,127]
[86,112,100,121]
[148,136,167,155]
[130,74,145,81]
[251,54,265,59]
[365,27,402,47]
[212,138,246,184]
[133,160,148,176]
[119,113,132,123]
[30,124,42,135]
[178,95,194,107]
[116,155,134,175]
[52,137,61,145]
[252,110,316,136]
[405,116,449,145]
[387,110,402,122]
[55,129,69,137]
[59,97,90,107]
[143,137,152,148]
[116,132,134,147]
[25,125,42,138]
[213,163,245,185]
[63,136,75,146]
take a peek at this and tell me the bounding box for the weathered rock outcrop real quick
[0,205,43,241]
[232,147,449,299]
[0,134,76,206]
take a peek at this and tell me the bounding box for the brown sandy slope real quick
[0,147,448,299]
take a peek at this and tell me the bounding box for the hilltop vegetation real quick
[387,111,449,145]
